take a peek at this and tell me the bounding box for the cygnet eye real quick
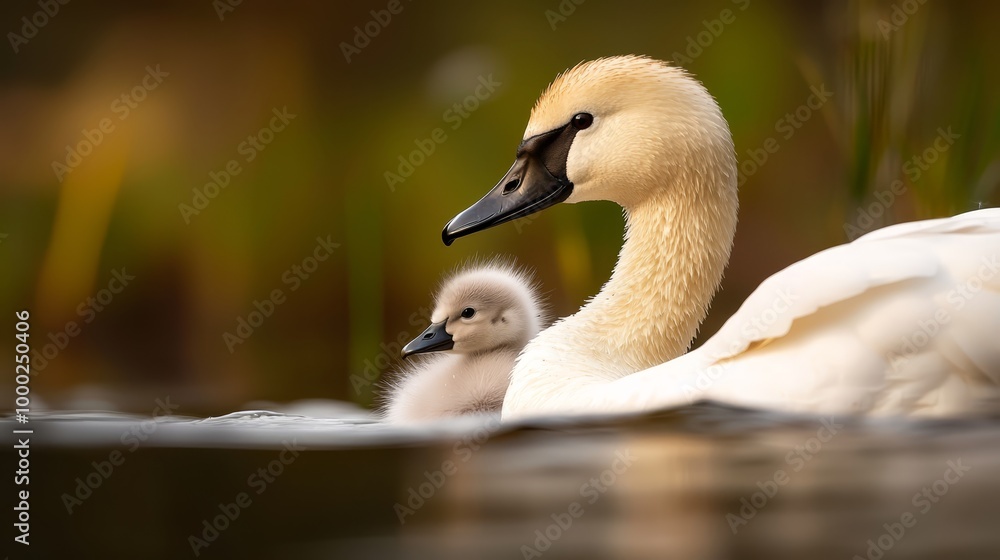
[571,112,593,130]
[461,307,476,319]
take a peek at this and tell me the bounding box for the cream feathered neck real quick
[502,56,739,412]
[573,186,737,374]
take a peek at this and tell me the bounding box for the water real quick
[8,402,1000,559]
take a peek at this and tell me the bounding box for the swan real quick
[380,262,546,422]
[441,55,1000,420]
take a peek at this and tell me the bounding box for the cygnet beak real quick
[442,125,577,245]
[401,320,454,359]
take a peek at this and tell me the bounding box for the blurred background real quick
[1,0,997,415]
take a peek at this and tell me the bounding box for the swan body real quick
[441,55,1000,419]
[380,263,545,422]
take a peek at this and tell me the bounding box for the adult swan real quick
[442,55,1000,420]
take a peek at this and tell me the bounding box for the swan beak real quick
[401,320,454,359]
[442,126,576,245]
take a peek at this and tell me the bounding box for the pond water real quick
[8,402,1000,559]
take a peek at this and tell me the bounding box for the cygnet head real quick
[401,262,545,358]
[443,55,737,243]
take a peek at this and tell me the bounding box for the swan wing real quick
[854,207,1000,244]
[703,208,1000,363]
[593,209,1000,416]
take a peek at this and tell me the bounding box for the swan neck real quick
[581,184,736,371]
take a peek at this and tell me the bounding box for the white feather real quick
[380,262,546,422]
[483,56,1000,420]
[597,210,1000,416]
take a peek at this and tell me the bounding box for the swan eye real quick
[571,112,593,130]
[461,307,476,319]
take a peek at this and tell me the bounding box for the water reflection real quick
[11,403,1000,558]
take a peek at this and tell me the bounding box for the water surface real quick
[9,402,1000,559]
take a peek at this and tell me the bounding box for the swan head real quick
[443,55,737,244]
[401,262,544,358]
